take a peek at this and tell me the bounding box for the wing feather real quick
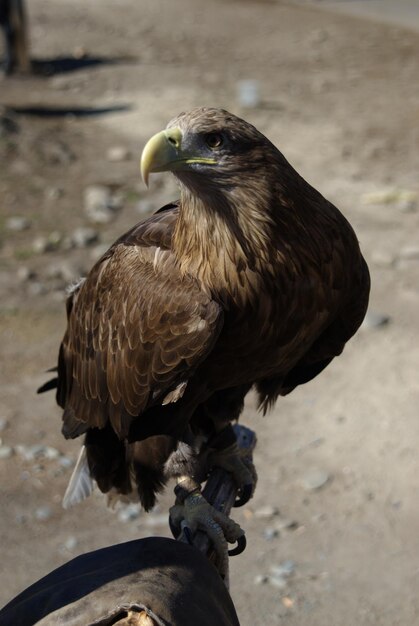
[59,207,223,439]
[62,445,94,509]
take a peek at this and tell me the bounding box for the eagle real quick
[40,107,370,563]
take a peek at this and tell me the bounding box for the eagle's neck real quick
[172,182,276,305]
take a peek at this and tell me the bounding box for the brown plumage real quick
[41,107,370,511]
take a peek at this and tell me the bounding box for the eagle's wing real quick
[257,210,370,409]
[58,204,223,439]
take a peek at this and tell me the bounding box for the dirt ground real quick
[1,1,419,624]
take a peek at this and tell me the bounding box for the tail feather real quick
[133,462,167,512]
[130,437,176,511]
[37,378,58,394]
[37,367,58,394]
[62,445,94,509]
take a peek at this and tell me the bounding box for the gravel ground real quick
[1,1,419,624]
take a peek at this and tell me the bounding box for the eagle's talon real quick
[208,442,258,504]
[228,533,247,556]
[233,483,253,508]
[169,489,244,576]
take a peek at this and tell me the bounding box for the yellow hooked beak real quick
[140,127,217,186]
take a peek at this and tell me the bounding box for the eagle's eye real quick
[204,133,224,150]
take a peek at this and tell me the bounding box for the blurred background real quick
[1,1,419,624]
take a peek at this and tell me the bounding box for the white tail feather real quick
[62,446,94,509]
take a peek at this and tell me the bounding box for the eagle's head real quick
[140,107,279,196]
[140,108,286,292]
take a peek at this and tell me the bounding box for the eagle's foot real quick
[169,477,246,576]
[208,441,257,507]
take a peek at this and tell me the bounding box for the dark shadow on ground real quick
[9,104,132,118]
[31,55,137,76]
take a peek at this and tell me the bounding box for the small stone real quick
[271,560,296,577]
[15,444,35,460]
[301,469,330,491]
[32,232,61,254]
[45,186,64,201]
[395,191,418,212]
[268,561,296,589]
[43,446,61,460]
[254,574,269,585]
[87,206,114,225]
[277,518,299,531]
[106,146,131,162]
[371,251,395,268]
[0,418,9,432]
[71,227,100,248]
[17,266,37,282]
[83,185,117,224]
[307,437,325,449]
[63,536,78,550]
[361,189,391,205]
[0,445,13,459]
[362,311,390,330]
[6,216,31,232]
[73,45,87,59]
[237,79,261,108]
[15,444,60,461]
[35,506,52,521]
[254,505,280,519]
[398,246,419,261]
[117,503,141,522]
[397,199,417,213]
[48,231,62,248]
[361,188,417,206]
[58,456,75,469]
[84,184,111,210]
[269,575,288,590]
[263,527,280,541]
